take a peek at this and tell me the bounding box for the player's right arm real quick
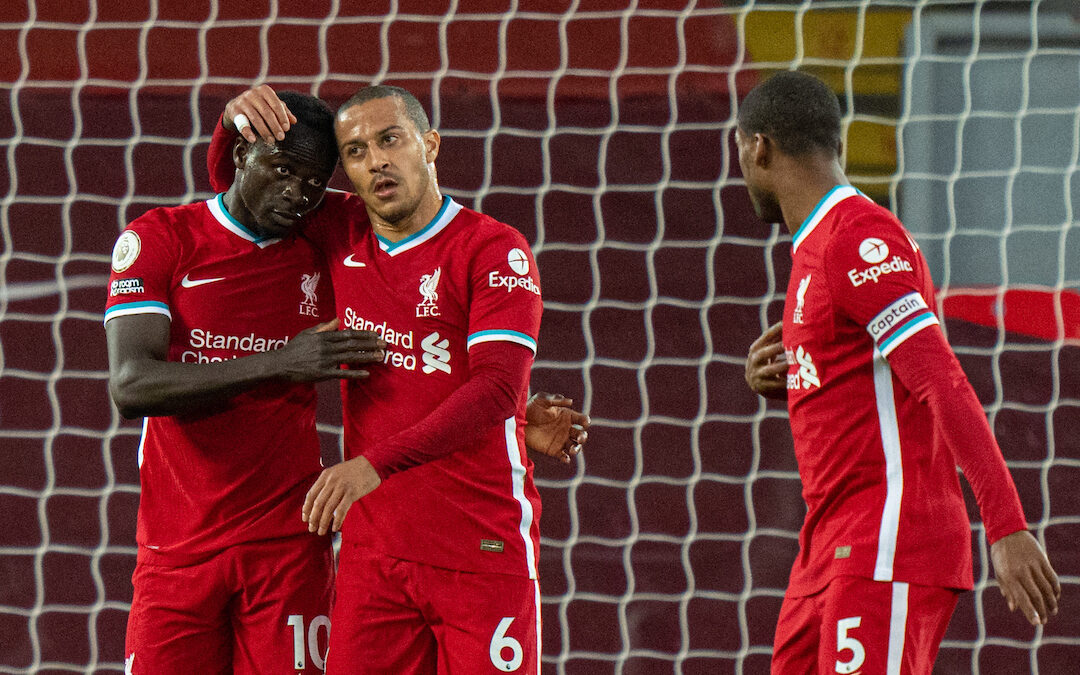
[104,218,385,419]
[107,314,385,419]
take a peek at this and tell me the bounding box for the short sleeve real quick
[825,217,940,357]
[466,225,542,355]
[103,212,179,325]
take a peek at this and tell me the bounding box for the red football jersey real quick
[104,196,333,566]
[305,195,544,579]
[781,186,1025,596]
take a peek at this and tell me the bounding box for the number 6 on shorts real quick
[489,616,524,672]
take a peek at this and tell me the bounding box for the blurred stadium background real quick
[2,0,1079,672]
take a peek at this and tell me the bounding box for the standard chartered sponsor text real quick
[182,328,289,362]
[342,307,418,370]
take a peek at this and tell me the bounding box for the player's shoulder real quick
[452,203,529,247]
[121,198,211,244]
[303,189,371,245]
[829,193,911,245]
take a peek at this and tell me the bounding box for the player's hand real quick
[276,318,386,382]
[302,456,381,535]
[524,392,589,464]
[990,530,1060,626]
[224,84,297,145]
[745,320,788,400]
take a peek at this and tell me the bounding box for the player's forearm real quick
[362,343,531,478]
[109,351,285,418]
[888,329,1028,542]
[207,113,236,193]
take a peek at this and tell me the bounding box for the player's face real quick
[234,140,334,239]
[735,126,783,225]
[335,96,440,228]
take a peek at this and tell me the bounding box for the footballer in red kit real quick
[106,195,334,568]
[314,194,544,673]
[105,93,386,674]
[319,195,544,580]
[779,185,1009,595]
[205,84,578,674]
[739,72,1059,674]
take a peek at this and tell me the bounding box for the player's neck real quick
[780,162,849,236]
[221,186,257,233]
[370,189,445,242]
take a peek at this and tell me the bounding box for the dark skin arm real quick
[107,313,386,418]
[745,320,788,400]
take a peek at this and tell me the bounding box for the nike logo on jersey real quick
[343,255,367,268]
[180,274,225,288]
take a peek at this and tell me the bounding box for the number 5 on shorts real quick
[489,616,523,672]
[835,616,866,674]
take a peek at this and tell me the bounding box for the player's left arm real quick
[303,226,544,535]
[302,340,533,535]
[524,392,590,464]
[887,331,1059,625]
[828,218,1059,626]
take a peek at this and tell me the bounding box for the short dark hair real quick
[279,90,335,134]
[338,85,431,133]
[270,91,338,172]
[737,71,842,157]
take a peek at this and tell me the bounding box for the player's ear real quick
[232,137,251,170]
[753,132,772,169]
[422,128,440,164]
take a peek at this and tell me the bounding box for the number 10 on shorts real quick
[288,614,330,671]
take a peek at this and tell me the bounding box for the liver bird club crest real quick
[417,267,441,318]
[300,272,320,317]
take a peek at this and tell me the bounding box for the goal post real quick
[1,1,1077,673]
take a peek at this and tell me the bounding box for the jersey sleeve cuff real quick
[103,301,172,326]
[467,329,537,354]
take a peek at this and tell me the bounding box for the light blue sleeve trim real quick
[467,329,537,354]
[103,301,172,326]
[878,312,939,357]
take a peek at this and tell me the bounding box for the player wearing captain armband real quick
[738,72,1060,674]
[104,92,388,674]
[208,84,587,674]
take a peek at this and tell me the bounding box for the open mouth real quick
[372,177,398,199]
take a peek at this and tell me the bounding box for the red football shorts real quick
[124,533,334,675]
[771,575,959,675]
[325,542,541,675]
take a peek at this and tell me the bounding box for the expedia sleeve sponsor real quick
[488,271,541,295]
[847,255,914,287]
[110,278,145,296]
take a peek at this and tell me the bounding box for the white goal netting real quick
[1,1,1078,673]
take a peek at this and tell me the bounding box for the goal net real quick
[1,1,1077,672]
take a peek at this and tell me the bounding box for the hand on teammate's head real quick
[226,84,297,145]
